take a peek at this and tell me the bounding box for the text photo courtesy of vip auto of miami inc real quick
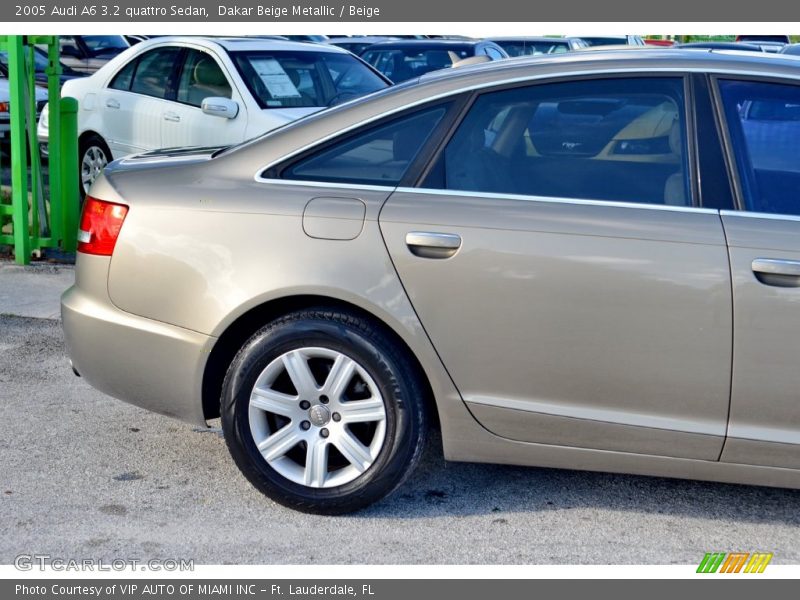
[0,0,799,592]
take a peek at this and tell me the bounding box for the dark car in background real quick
[283,35,330,43]
[0,46,86,87]
[44,35,131,74]
[675,42,765,52]
[736,35,790,44]
[327,36,399,56]
[361,39,508,83]
[578,35,646,47]
[735,35,789,53]
[781,44,800,56]
[487,37,588,57]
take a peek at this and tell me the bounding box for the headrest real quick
[194,56,227,87]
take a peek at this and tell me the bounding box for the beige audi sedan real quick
[63,50,800,513]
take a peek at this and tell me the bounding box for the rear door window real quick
[424,77,691,206]
[718,79,800,216]
[130,47,182,99]
[109,59,137,91]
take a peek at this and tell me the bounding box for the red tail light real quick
[77,197,129,256]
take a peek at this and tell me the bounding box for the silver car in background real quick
[63,50,800,513]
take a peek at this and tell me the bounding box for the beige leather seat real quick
[663,117,687,206]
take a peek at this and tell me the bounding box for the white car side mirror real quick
[201,97,239,119]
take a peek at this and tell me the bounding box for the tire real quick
[78,134,112,200]
[221,308,427,514]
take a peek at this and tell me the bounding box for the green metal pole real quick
[26,44,45,246]
[7,35,30,265]
[59,97,79,252]
[46,36,63,248]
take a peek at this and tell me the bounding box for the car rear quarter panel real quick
[101,163,476,439]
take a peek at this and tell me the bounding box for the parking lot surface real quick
[1,312,800,564]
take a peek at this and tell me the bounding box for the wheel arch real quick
[79,130,112,156]
[201,294,439,431]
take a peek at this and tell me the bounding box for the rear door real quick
[98,46,182,156]
[715,76,800,469]
[379,75,734,459]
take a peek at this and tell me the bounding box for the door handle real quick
[752,258,800,287]
[105,98,120,109]
[163,112,181,123]
[405,231,461,259]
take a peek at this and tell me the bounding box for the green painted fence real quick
[0,35,78,265]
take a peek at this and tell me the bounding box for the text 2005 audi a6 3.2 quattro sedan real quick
[64,49,800,513]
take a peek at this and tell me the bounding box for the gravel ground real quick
[1,314,799,565]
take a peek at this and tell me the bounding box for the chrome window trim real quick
[394,187,720,215]
[252,66,800,181]
[253,178,720,215]
[721,209,800,223]
[253,178,396,193]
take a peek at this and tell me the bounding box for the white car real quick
[38,36,390,195]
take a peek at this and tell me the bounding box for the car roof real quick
[416,48,800,84]
[578,35,633,39]
[488,37,578,42]
[327,36,397,44]
[363,39,484,50]
[677,42,764,51]
[133,36,349,54]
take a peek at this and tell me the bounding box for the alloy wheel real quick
[248,347,387,488]
[81,145,109,194]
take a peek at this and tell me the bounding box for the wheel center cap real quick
[308,404,331,427]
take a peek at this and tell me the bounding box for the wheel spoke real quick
[334,430,372,472]
[251,387,298,417]
[257,424,302,462]
[339,397,385,424]
[304,439,329,487]
[323,354,355,400]
[282,350,318,397]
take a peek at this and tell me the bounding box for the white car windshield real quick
[230,50,388,109]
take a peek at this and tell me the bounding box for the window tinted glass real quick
[109,59,137,91]
[484,46,505,60]
[0,49,49,72]
[580,37,629,46]
[427,78,689,206]
[130,47,181,99]
[362,47,472,82]
[59,36,81,56]
[81,35,129,55]
[177,50,232,107]
[231,51,386,109]
[719,79,800,216]
[281,106,447,185]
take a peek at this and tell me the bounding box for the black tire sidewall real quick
[78,134,112,199]
[221,311,425,514]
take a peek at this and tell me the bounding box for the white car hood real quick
[257,106,324,125]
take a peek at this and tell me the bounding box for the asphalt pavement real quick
[1,264,799,564]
